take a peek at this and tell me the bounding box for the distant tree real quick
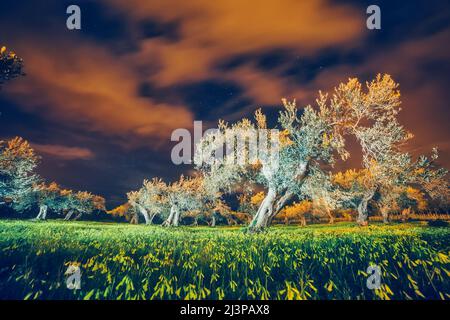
[277,200,312,225]
[128,178,168,225]
[332,169,373,222]
[33,182,105,221]
[300,168,356,224]
[163,175,221,227]
[189,198,233,226]
[107,203,137,223]
[0,46,24,88]
[0,137,40,212]
[237,193,254,216]
[403,187,428,211]
[162,175,207,227]
[34,182,67,220]
[207,198,232,226]
[332,148,448,225]
[69,191,106,220]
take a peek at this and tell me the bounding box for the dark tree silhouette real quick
[0,46,24,87]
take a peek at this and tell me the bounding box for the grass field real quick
[0,219,449,300]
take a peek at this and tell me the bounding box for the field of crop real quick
[0,219,449,300]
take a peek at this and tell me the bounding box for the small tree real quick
[107,203,137,223]
[299,168,354,224]
[34,182,67,220]
[162,175,205,227]
[0,137,40,212]
[277,200,312,225]
[0,46,24,88]
[69,191,106,220]
[127,178,167,225]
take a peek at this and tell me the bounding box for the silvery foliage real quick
[127,178,168,222]
[300,166,354,211]
[0,138,41,212]
[167,176,205,214]
[161,175,210,226]
[336,75,448,218]
[34,183,71,216]
[194,119,260,194]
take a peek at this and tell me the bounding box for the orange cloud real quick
[32,143,94,160]
[3,0,449,173]
[4,36,194,147]
[112,0,365,86]
[3,0,366,150]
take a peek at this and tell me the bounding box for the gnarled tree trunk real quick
[380,206,389,224]
[357,190,375,226]
[138,206,151,225]
[163,206,180,226]
[268,190,294,225]
[73,212,83,220]
[35,205,48,220]
[130,212,139,224]
[64,210,74,221]
[326,206,334,224]
[248,188,277,232]
[248,161,308,232]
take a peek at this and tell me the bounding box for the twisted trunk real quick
[130,212,139,224]
[357,190,375,226]
[249,162,308,232]
[64,210,74,221]
[269,190,294,225]
[248,187,277,232]
[35,205,48,220]
[73,212,83,220]
[138,206,151,225]
[163,206,180,227]
[380,206,389,224]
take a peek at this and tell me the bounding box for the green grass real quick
[0,219,449,300]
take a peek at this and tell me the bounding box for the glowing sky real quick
[1,0,449,207]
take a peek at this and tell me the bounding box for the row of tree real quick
[0,47,106,221]
[124,74,448,232]
[0,137,106,220]
[1,46,448,230]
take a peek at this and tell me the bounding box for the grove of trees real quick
[1,47,448,231]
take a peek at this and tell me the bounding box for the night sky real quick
[0,0,449,208]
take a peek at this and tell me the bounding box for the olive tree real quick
[69,191,105,220]
[34,182,67,220]
[0,137,40,212]
[162,175,209,227]
[127,178,167,225]
[195,81,357,232]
